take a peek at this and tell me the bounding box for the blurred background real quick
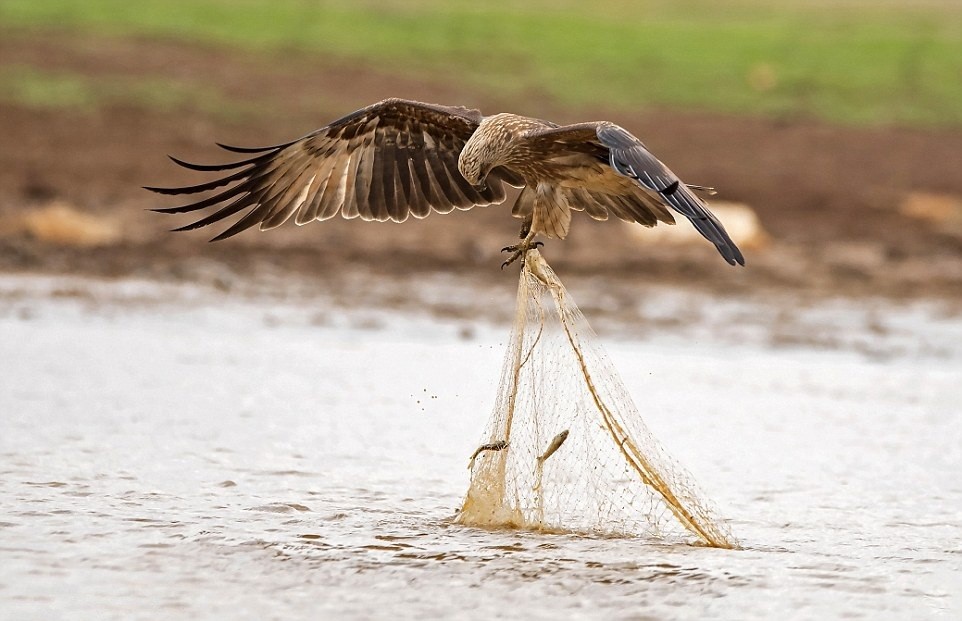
[1,0,961,299]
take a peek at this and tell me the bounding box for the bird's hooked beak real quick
[471,167,491,193]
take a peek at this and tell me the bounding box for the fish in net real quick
[456,249,738,548]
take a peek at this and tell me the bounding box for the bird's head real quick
[459,117,514,190]
[457,144,490,190]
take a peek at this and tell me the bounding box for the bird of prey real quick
[147,98,744,267]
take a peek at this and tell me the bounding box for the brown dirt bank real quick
[2,32,962,302]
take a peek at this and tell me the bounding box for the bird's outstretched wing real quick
[146,99,522,241]
[596,124,744,266]
[524,122,745,266]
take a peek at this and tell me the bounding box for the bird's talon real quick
[498,238,542,270]
[500,249,524,269]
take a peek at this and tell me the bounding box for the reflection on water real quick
[1,277,960,619]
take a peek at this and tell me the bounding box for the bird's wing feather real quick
[523,122,745,266]
[595,124,744,266]
[146,99,514,240]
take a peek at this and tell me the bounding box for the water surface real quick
[2,276,960,620]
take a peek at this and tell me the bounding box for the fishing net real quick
[456,249,737,548]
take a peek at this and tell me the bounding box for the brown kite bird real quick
[147,98,744,267]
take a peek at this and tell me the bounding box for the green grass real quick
[0,66,263,120]
[1,0,960,128]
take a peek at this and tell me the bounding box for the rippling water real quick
[2,276,960,619]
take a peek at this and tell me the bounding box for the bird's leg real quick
[501,216,543,269]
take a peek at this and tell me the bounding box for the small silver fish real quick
[467,440,509,469]
[537,429,569,463]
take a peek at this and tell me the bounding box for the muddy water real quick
[1,276,960,620]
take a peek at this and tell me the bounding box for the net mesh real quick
[456,250,737,548]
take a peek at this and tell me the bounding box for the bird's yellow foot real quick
[501,241,544,269]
